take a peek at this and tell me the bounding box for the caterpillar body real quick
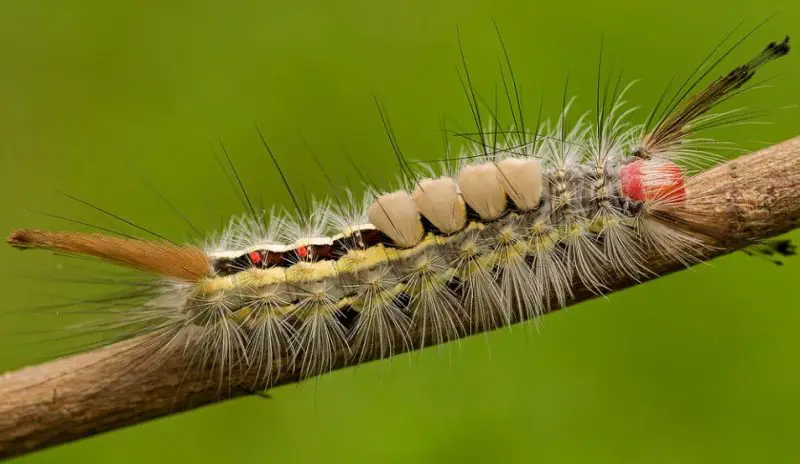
[6,34,792,391]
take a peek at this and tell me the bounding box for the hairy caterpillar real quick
[4,24,793,400]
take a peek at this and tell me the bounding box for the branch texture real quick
[1,136,799,459]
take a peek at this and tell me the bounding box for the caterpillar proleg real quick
[3,26,795,400]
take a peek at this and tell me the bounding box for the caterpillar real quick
[4,30,792,394]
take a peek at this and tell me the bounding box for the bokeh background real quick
[1,1,800,462]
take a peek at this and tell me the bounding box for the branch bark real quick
[1,136,799,459]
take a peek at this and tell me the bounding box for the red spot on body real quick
[249,251,262,264]
[296,246,309,258]
[620,160,645,201]
[620,159,685,204]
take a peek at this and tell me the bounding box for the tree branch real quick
[1,136,799,459]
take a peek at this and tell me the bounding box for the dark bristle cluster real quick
[743,238,797,266]
[766,36,791,58]
[642,36,791,156]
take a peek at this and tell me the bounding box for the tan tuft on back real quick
[367,191,425,248]
[411,177,467,234]
[8,229,211,281]
[496,158,543,211]
[458,163,507,220]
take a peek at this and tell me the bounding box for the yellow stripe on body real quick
[195,217,608,313]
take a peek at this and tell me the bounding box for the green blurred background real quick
[1,1,800,462]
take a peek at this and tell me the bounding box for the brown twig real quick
[1,136,799,459]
